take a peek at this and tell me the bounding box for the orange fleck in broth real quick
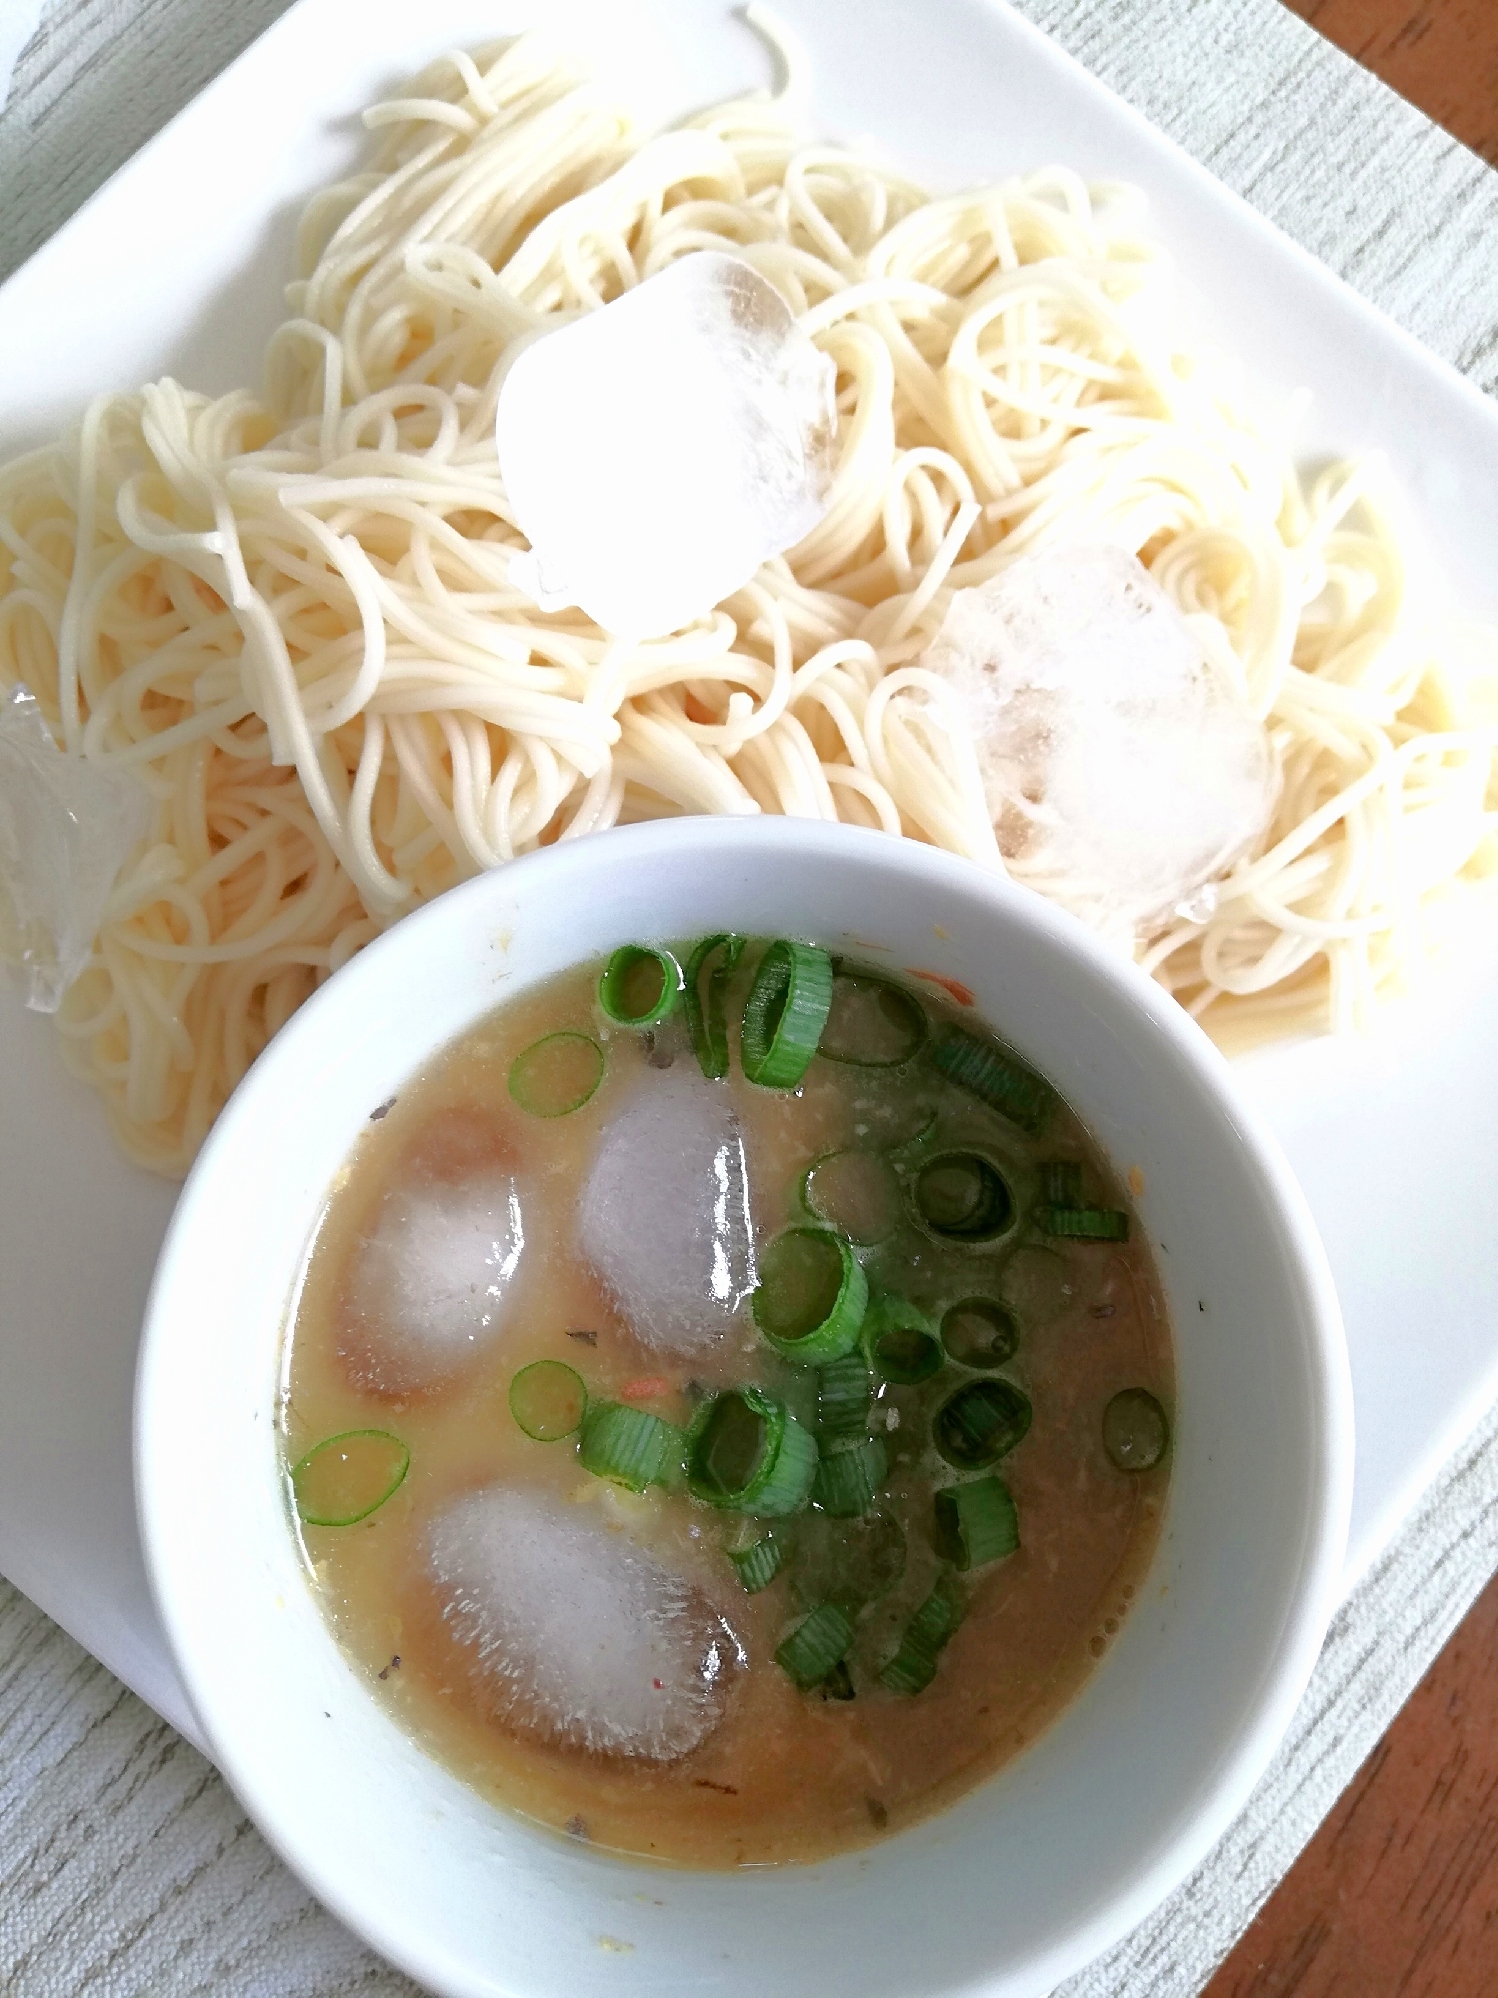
[280,951,1172,1865]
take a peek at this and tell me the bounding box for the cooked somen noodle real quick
[0,25,1493,1173]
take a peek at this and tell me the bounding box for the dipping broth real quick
[280,940,1172,1865]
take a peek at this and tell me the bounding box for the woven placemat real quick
[0,1,1494,1990]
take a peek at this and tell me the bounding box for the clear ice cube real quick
[579,1069,755,1355]
[339,1168,524,1395]
[920,545,1277,938]
[495,251,837,638]
[0,685,150,1012]
[427,1485,733,1761]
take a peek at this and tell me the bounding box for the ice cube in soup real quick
[280,940,1172,1864]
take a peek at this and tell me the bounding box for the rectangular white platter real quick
[1,0,1496,1753]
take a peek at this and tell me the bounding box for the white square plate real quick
[1,0,1496,1747]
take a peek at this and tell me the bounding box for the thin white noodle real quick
[1,30,1495,1171]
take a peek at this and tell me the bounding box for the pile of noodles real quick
[0,27,1494,1173]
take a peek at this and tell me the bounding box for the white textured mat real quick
[0,1,1495,1992]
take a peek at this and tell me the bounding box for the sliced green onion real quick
[928,1025,1053,1135]
[933,1378,1032,1469]
[508,1360,586,1440]
[818,1658,856,1701]
[727,1533,785,1593]
[879,1576,966,1696]
[508,1030,604,1117]
[682,933,746,1079]
[292,1430,409,1528]
[775,1601,854,1688]
[812,1433,889,1516]
[1103,1388,1170,1471]
[1040,1160,1084,1206]
[934,1476,1020,1569]
[818,971,927,1066]
[753,1227,868,1365]
[940,1297,1020,1370]
[864,1294,944,1385]
[740,940,835,1088]
[816,1352,872,1437]
[578,1400,684,1491]
[913,1151,1014,1243]
[792,1508,906,1608]
[686,1386,819,1516]
[906,1574,967,1653]
[1039,1205,1130,1242]
[597,945,683,1027]
[802,1149,902,1245]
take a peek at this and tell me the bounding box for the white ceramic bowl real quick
[136,817,1352,1998]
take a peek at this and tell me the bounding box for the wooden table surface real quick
[1213,13,1498,1995]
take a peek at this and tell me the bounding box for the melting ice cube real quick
[921,544,1277,937]
[579,1069,756,1354]
[495,251,836,638]
[338,1168,524,1395]
[427,1485,734,1761]
[0,685,149,1012]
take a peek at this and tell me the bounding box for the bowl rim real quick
[134,815,1354,1998]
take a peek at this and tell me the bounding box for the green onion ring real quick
[815,1352,872,1437]
[740,940,834,1089]
[683,933,746,1079]
[817,970,928,1067]
[577,1400,684,1492]
[811,1433,889,1517]
[753,1226,868,1366]
[726,1533,784,1593]
[1039,1205,1130,1242]
[292,1430,410,1528]
[508,1030,605,1117]
[933,1378,1033,1470]
[928,1024,1053,1135]
[879,1576,966,1695]
[508,1361,586,1441]
[940,1297,1020,1370]
[686,1386,819,1516]
[864,1294,944,1385]
[933,1476,1020,1569]
[597,944,684,1028]
[775,1602,855,1689]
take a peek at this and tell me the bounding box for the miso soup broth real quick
[280,940,1173,1865]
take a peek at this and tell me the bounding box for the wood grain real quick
[1205,1571,1498,1998]
[1281,0,1498,161]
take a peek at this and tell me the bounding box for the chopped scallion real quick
[597,945,683,1028]
[578,1400,684,1491]
[812,1433,889,1516]
[775,1602,854,1689]
[934,1476,1019,1569]
[1040,1160,1084,1206]
[940,1296,1020,1370]
[1039,1205,1130,1241]
[508,1360,586,1440]
[686,1386,819,1516]
[933,1378,1032,1470]
[817,972,927,1067]
[928,1025,1053,1134]
[865,1294,944,1384]
[816,1352,872,1436]
[508,1030,604,1117]
[727,1533,784,1593]
[740,940,835,1089]
[683,933,745,1079]
[753,1227,868,1365]
[803,1148,901,1245]
[292,1430,409,1528]
[878,1576,966,1696]
[913,1151,1014,1243]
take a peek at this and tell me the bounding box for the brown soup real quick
[280,943,1172,1865]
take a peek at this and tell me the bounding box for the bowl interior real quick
[136,818,1350,1998]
